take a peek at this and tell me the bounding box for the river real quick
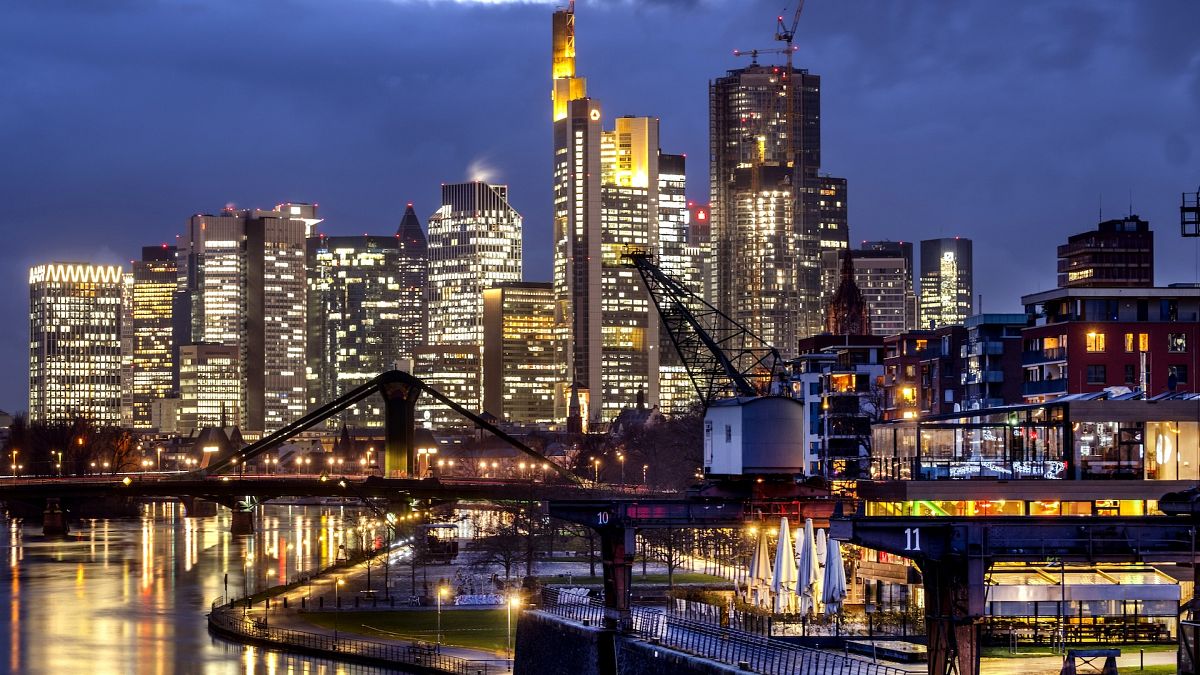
[0,500,396,674]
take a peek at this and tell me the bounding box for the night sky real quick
[2,0,1199,413]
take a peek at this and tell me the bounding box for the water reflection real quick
[0,502,396,674]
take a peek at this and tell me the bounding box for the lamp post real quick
[592,458,600,485]
[642,464,648,486]
[334,577,345,641]
[507,595,520,658]
[617,453,625,490]
[437,586,448,649]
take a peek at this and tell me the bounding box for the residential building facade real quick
[1021,286,1200,401]
[1058,215,1153,288]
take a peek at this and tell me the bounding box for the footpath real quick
[212,551,511,672]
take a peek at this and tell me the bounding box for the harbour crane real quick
[623,250,781,409]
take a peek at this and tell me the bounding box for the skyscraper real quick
[123,246,177,429]
[552,3,670,423]
[28,262,124,424]
[177,343,240,434]
[307,227,425,427]
[427,182,523,348]
[919,237,973,329]
[177,203,320,433]
[396,205,429,364]
[821,241,916,336]
[710,60,849,354]
[1057,215,1153,288]
[482,282,557,424]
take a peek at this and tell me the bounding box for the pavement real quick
[239,551,510,664]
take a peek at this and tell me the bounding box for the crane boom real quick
[625,251,781,407]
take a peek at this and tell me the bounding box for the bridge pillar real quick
[43,498,69,537]
[179,496,218,518]
[230,509,255,536]
[381,379,421,477]
[921,557,985,675]
[599,526,635,632]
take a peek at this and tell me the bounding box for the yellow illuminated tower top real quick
[552,1,586,120]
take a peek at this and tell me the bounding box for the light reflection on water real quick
[0,501,397,674]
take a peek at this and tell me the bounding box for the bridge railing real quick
[208,601,508,674]
[539,589,906,675]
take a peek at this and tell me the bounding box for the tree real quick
[641,527,692,588]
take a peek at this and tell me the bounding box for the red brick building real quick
[1021,286,1200,400]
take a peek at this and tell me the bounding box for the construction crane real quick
[775,0,806,47]
[1183,186,1200,237]
[624,250,781,408]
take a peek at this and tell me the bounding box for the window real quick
[1170,365,1188,384]
[1169,333,1188,353]
[1085,332,1106,353]
[1161,299,1179,322]
[1124,364,1136,384]
[1086,365,1107,384]
[1126,333,1149,352]
[725,425,732,443]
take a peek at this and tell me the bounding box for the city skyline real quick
[2,0,1199,412]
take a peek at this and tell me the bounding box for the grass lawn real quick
[302,609,509,654]
[538,572,729,585]
[981,644,1177,659]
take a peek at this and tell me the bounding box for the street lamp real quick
[617,452,625,489]
[642,464,648,486]
[592,458,600,484]
[156,446,162,471]
[507,595,521,658]
[334,577,345,641]
[437,586,448,648]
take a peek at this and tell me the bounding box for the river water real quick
[0,501,395,674]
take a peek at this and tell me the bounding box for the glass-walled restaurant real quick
[871,399,1200,482]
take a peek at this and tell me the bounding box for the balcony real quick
[962,370,1006,385]
[1022,378,1067,396]
[1022,347,1067,365]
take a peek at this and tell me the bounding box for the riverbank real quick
[208,546,510,673]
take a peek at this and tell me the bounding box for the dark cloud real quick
[0,0,1199,411]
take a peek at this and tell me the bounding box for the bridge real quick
[8,369,1200,675]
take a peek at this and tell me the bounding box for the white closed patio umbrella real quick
[822,536,848,616]
[770,517,798,613]
[795,518,819,615]
[747,527,774,608]
[815,527,828,567]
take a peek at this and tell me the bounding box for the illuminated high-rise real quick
[710,62,849,354]
[552,3,672,424]
[307,228,425,428]
[122,246,177,429]
[28,262,124,424]
[482,283,557,424]
[427,182,522,348]
[395,204,429,363]
[177,343,240,434]
[177,202,320,433]
[919,237,974,329]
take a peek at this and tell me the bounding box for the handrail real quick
[539,588,907,675]
[208,601,508,674]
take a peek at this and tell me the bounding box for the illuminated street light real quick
[507,595,521,657]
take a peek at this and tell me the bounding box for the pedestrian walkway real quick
[227,550,510,667]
